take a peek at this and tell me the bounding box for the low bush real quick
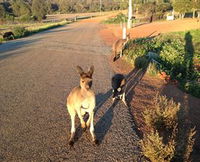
[147,62,160,76]
[141,130,175,162]
[18,15,35,22]
[141,95,196,161]
[103,13,127,24]
[143,95,180,131]
[134,55,149,69]
[13,26,29,38]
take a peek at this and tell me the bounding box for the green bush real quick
[134,56,149,69]
[13,26,29,38]
[19,15,35,22]
[0,37,3,44]
[124,32,200,97]
[179,81,200,98]
[103,13,127,24]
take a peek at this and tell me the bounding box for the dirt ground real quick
[104,18,200,39]
[99,18,200,161]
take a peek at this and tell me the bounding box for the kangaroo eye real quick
[82,81,85,83]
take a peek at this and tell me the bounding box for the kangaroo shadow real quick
[95,100,119,144]
[125,67,147,107]
[95,89,112,115]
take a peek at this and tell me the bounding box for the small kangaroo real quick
[113,33,130,62]
[111,74,127,106]
[66,65,97,146]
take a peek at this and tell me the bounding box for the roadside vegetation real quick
[123,29,200,98]
[141,94,196,161]
[0,20,68,42]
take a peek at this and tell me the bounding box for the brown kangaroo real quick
[113,33,130,62]
[66,65,97,146]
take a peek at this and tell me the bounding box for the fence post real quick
[122,23,127,39]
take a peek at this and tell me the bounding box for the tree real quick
[0,4,6,18]
[191,0,200,18]
[11,0,31,17]
[173,0,192,18]
[32,0,49,20]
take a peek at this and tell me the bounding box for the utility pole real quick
[127,0,132,29]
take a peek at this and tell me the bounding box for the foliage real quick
[141,130,175,162]
[143,95,180,131]
[0,4,6,18]
[0,37,3,44]
[18,15,35,22]
[12,26,28,38]
[124,30,200,97]
[138,2,171,21]
[103,13,127,24]
[142,95,196,161]
[134,55,149,69]
[11,0,31,17]
[32,0,50,21]
[173,0,192,18]
[147,62,160,76]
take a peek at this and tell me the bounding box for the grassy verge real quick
[122,29,200,98]
[103,13,127,24]
[0,20,69,41]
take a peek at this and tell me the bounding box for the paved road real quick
[0,21,143,161]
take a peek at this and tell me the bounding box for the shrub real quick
[143,95,180,131]
[123,37,157,63]
[179,81,200,98]
[134,56,149,69]
[0,37,3,44]
[103,13,127,24]
[147,62,160,76]
[13,26,29,38]
[141,130,175,162]
[19,15,35,22]
[142,95,196,161]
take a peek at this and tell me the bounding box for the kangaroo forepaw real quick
[69,140,74,147]
[81,122,86,129]
[94,139,100,145]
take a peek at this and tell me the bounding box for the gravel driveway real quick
[0,21,143,161]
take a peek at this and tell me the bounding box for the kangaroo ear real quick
[76,66,84,76]
[88,65,94,77]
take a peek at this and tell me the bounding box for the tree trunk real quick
[182,13,185,19]
[193,9,195,18]
[198,12,200,18]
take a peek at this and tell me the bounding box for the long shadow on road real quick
[0,38,42,61]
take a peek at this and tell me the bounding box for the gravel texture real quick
[0,21,143,161]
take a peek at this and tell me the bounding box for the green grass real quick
[123,29,200,98]
[103,13,127,24]
[0,20,69,41]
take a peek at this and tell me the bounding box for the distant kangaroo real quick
[1,32,15,40]
[66,65,97,146]
[113,33,130,62]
